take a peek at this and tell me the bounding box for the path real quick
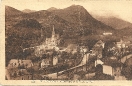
[121,54,132,63]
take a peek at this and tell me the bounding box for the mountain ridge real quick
[22,9,36,13]
[47,5,115,33]
[92,15,132,30]
[5,6,24,16]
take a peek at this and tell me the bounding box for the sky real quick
[3,0,132,23]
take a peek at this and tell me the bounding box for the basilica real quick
[45,25,60,48]
[35,26,60,57]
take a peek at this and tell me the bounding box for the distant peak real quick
[68,4,84,9]
[5,5,15,10]
[22,9,36,13]
[70,4,83,7]
[47,7,58,11]
[5,5,23,16]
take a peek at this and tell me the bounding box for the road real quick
[121,54,132,63]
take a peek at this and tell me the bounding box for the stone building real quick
[101,57,122,77]
[45,25,60,49]
[41,59,50,68]
[34,25,60,57]
[8,59,33,69]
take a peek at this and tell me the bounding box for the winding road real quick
[121,54,132,63]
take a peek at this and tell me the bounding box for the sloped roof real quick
[125,57,132,66]
[96,40,104,45]
[66,44,78,50]
[93,40,104,48]
[101,57,122,67]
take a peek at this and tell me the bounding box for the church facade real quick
[35,26,60,57]
[45,25,60,49]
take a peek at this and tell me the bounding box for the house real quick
[116,39,125,48]
[101,57,122,77]
[92,40,105,58]
[41,54,59,68]
[8,59,33,69]
[103,32,112,35]
[41,59,50,68]
[102,63,122,77]
[95,59,104,67]
[53,56,58,66]
[94,56,123,78]
[116,39,131,48]
[65,44,79,54]
[80,46,88,54]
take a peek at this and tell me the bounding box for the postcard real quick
[0,0,132,85]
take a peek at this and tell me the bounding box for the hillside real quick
[5,18,43,66]
[92,15,132,30]
[47,5,115,34]
[5,6,24,17]
[5,6,25,31]
[117,27,132,36]
[15,19,42,28]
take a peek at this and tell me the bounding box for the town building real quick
[95,59,104,67]
[94,56,125,80]
[103,32,112,35]
[116,39,126,48]
[80,46,88,54]
[53,56,58,66]
[41,54,59,68]
[101,57,122,77]
[65,44,79,54]
[34,25,60,57]
[41,59,50,68]
[8,59,33,69]
[45,25,60,48]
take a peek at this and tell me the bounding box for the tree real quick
[95,64,103,75]
[27,67,34,80]
[121,65,132,80]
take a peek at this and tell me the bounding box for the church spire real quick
[52,25,55,37]
[53,25,55,32]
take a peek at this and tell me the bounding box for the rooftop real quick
[101,57,122,67]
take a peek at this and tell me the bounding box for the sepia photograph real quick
[2,0,132,84]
